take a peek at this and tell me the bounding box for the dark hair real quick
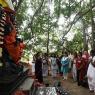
[64,52,68,56]
[44,53,48,57]
[90,50,95,57]
[33,54,36,61]
[78,51,82,57]
[35,52,41,59]
[74,52,77,58]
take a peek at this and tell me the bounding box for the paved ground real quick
[44,75,95,95]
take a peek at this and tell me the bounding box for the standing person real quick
[80,51,90,87]
[87,50,95,92]
[82,51,89,71]
[61,52,69,80]
[60,54,63,76]
[89,50,95,63]
[68,52,74,72]
[51,54,58,78]
[87,56,95,93]
[68,52,74,78]
[72,52,77,82]
[35,52,43,84]
[42,53,48,77]
[76,52,83,86]
[31,55,36,76]
[56,55,61,75]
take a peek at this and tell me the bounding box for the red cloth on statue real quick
[3,7,16,14]
[12,90,25,95]
[5,42,25,64]
[2,7,25,65]
[4,27,16,44]
[4,11,17,44]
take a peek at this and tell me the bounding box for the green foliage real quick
[16,0,29,29]
[16,0,95,56]
[66,31,83,52]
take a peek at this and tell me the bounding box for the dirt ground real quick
[61,79,90,95]
[44,75,95,95]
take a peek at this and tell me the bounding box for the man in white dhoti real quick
[87,56,95,93]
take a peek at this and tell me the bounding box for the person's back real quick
[35,52,43,83]
[56,56,61,74]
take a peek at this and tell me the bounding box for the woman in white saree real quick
[87,56,95,92]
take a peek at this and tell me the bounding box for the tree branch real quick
[24,0,45,45]
[24,0,45,32]
[15,0,23,11]
[62,3,95,38]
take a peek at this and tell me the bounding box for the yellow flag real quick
[0,0,9,7]
[0,0,14,10]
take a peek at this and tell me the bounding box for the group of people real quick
[31,50,95,93]
[72,50,95,93]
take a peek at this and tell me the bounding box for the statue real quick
[0,1,27,94]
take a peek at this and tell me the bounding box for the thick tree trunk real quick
[25,0,45,38]
[47,0,50,56]
[62,1,95,38]
[47,28,49,56]
[82,19,88,51]
[90,0,95,49]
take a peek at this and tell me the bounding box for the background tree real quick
[14,0,95,59]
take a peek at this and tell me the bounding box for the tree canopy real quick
[15,0,95,58]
